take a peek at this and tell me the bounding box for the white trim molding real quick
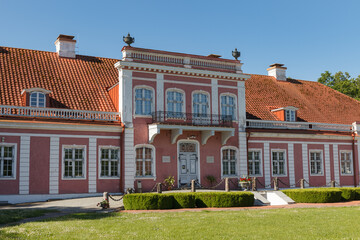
[221,145,239,178]
[134,144,156,180]
[0,143,17,180]
[288,143,295,186]
[88,138,97,193]
[124,128,135,190]
[98,146,121,179]
[308,149,324,176]
[61,145,87,180]
[248,148,263,177]
[271,149,288,177]
[333,144,340,184]
[302,144,309,187]
[264,143,271,187]
[49,137,59,194]
[19,136,30,194]
[238,132,248,177]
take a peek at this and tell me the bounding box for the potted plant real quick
[97,199,109,209]
[164,176,175,190]
[205,175,216,187]
[239,176,251,190]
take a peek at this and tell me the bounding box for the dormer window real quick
[30,92,46,107]
[21,88,52,108]
[271,106,298,122]
[285,109,296,122]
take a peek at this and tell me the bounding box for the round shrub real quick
[282,188,342,203]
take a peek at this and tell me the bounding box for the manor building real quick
[0,35,359,203]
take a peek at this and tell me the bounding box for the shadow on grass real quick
[0,229,22,239]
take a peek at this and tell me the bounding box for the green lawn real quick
[1,207,360,239]
[0,209,56,225]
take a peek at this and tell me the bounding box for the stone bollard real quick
[103,192,109,202]
[331,180,335,188]
[137,180,142,193]
[252,177,257,191]
[273,177,279,191]
[191,179,196,192]
[300,179,305,189]
[225,178,230,192]
[157,183,162,193]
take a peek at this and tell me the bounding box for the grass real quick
[1,207,360,239]
[0,209,56,225]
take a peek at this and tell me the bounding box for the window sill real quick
[99,176,120,180]
[134,115,152,118]
[340,173,354,176]
[135,176,156,180]
[272,174,287,177]
[0,177,16,180]
[309,173,324,177]
[62,177,86,180]
[249,174,263,178]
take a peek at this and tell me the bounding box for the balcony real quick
[149,111,235,145]
[0,105,121,122]
[246,119,352,132]
[152,111,233,127]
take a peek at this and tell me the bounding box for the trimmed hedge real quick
[195,192,254,208]
[339,188,356,201]
[123,192,254,210]
[167,193,196,208]
[353,188,360,200]
[282,188,342,203]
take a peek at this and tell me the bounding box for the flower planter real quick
[239,182,250,191]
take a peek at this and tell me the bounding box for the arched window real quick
[134,87,153,115]
[222,147,237,176]
[30,92,46,107]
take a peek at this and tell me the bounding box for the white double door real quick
[179,152,198,185]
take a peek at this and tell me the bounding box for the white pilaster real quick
[238,132,247,176]
[264,142,271,188]
[288,143,295,186]
[119,69,133,126]
[156,73,164,113]
[237,81,246,131]
[211,79,218,122]
[124,128,135,191]
[88,138,97,193]
[19,136,30,194]
[49,137,60,194]
[333,144,340,184]
[324,144,331,184]
[302,143,309,187]
[357,137,360,185]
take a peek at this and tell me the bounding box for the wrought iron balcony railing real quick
[152,111,233,127]
[0,105,121,122]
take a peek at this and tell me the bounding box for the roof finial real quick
[232,48,240,60]
[123,33,135,46]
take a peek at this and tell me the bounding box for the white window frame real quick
[191,90,210,116]
[165,88,186,118]
[30,92,46,107]
[248,148,262,177]
[220,93,237,121]
[309,150,324,176]
[340,150,353,176]
[134,144,156,179]
[271,149,287,177]
[221,146,238,178]
[0,143,17,180]
[285,109,296,122]
[134,85,155,117]
[98,146,120,179]
[62,145,87,180]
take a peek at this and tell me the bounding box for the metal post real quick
[137,180,142,193]
[225,178,230,192]
[300,179,305,189]
[157,183,162,193]
[274,177,279,191]
[252,177,257,191]
[331,180,335,188]
[191,179,196,192]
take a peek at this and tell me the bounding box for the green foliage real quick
[339,188,356,201]
[195,192,254,208]
[282,188,342,203]
[164,176,175,189]
[124,192,254,210]
[205,175,216,186]
[318,71,360,101]
[167,193,196,208]
[123,193,173,210]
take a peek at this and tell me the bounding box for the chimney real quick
[54,34,76,58]
[267,63,287,81]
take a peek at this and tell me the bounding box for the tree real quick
[318,71,360,101]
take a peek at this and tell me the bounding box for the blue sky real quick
[1,0,359,81]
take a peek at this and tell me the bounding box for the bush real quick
[123,193,173,210]
[339,188,356,201]
[123,192,254,210]
[353,188,360,200]
[195,192,254,208]
[282,188,342,203]
[167,193,196,208]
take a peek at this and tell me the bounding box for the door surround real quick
[177,139,200,186]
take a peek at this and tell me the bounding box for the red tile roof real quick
[1,46,359,125]
[0,46,118,112]
[246,75,360,124]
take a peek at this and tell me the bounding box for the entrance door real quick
[178,142,198,185]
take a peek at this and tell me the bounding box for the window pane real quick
[110,161,118,176]
[145,160,152,176]
[223,161,229,175]
[101,161,109,176]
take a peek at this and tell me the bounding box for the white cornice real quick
[114,61,251,81]
[249,132,352,140]
[0,120,122,132]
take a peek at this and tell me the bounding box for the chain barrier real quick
[108,194,124,202]
[334,181,343,187]
[228,178,238,188]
